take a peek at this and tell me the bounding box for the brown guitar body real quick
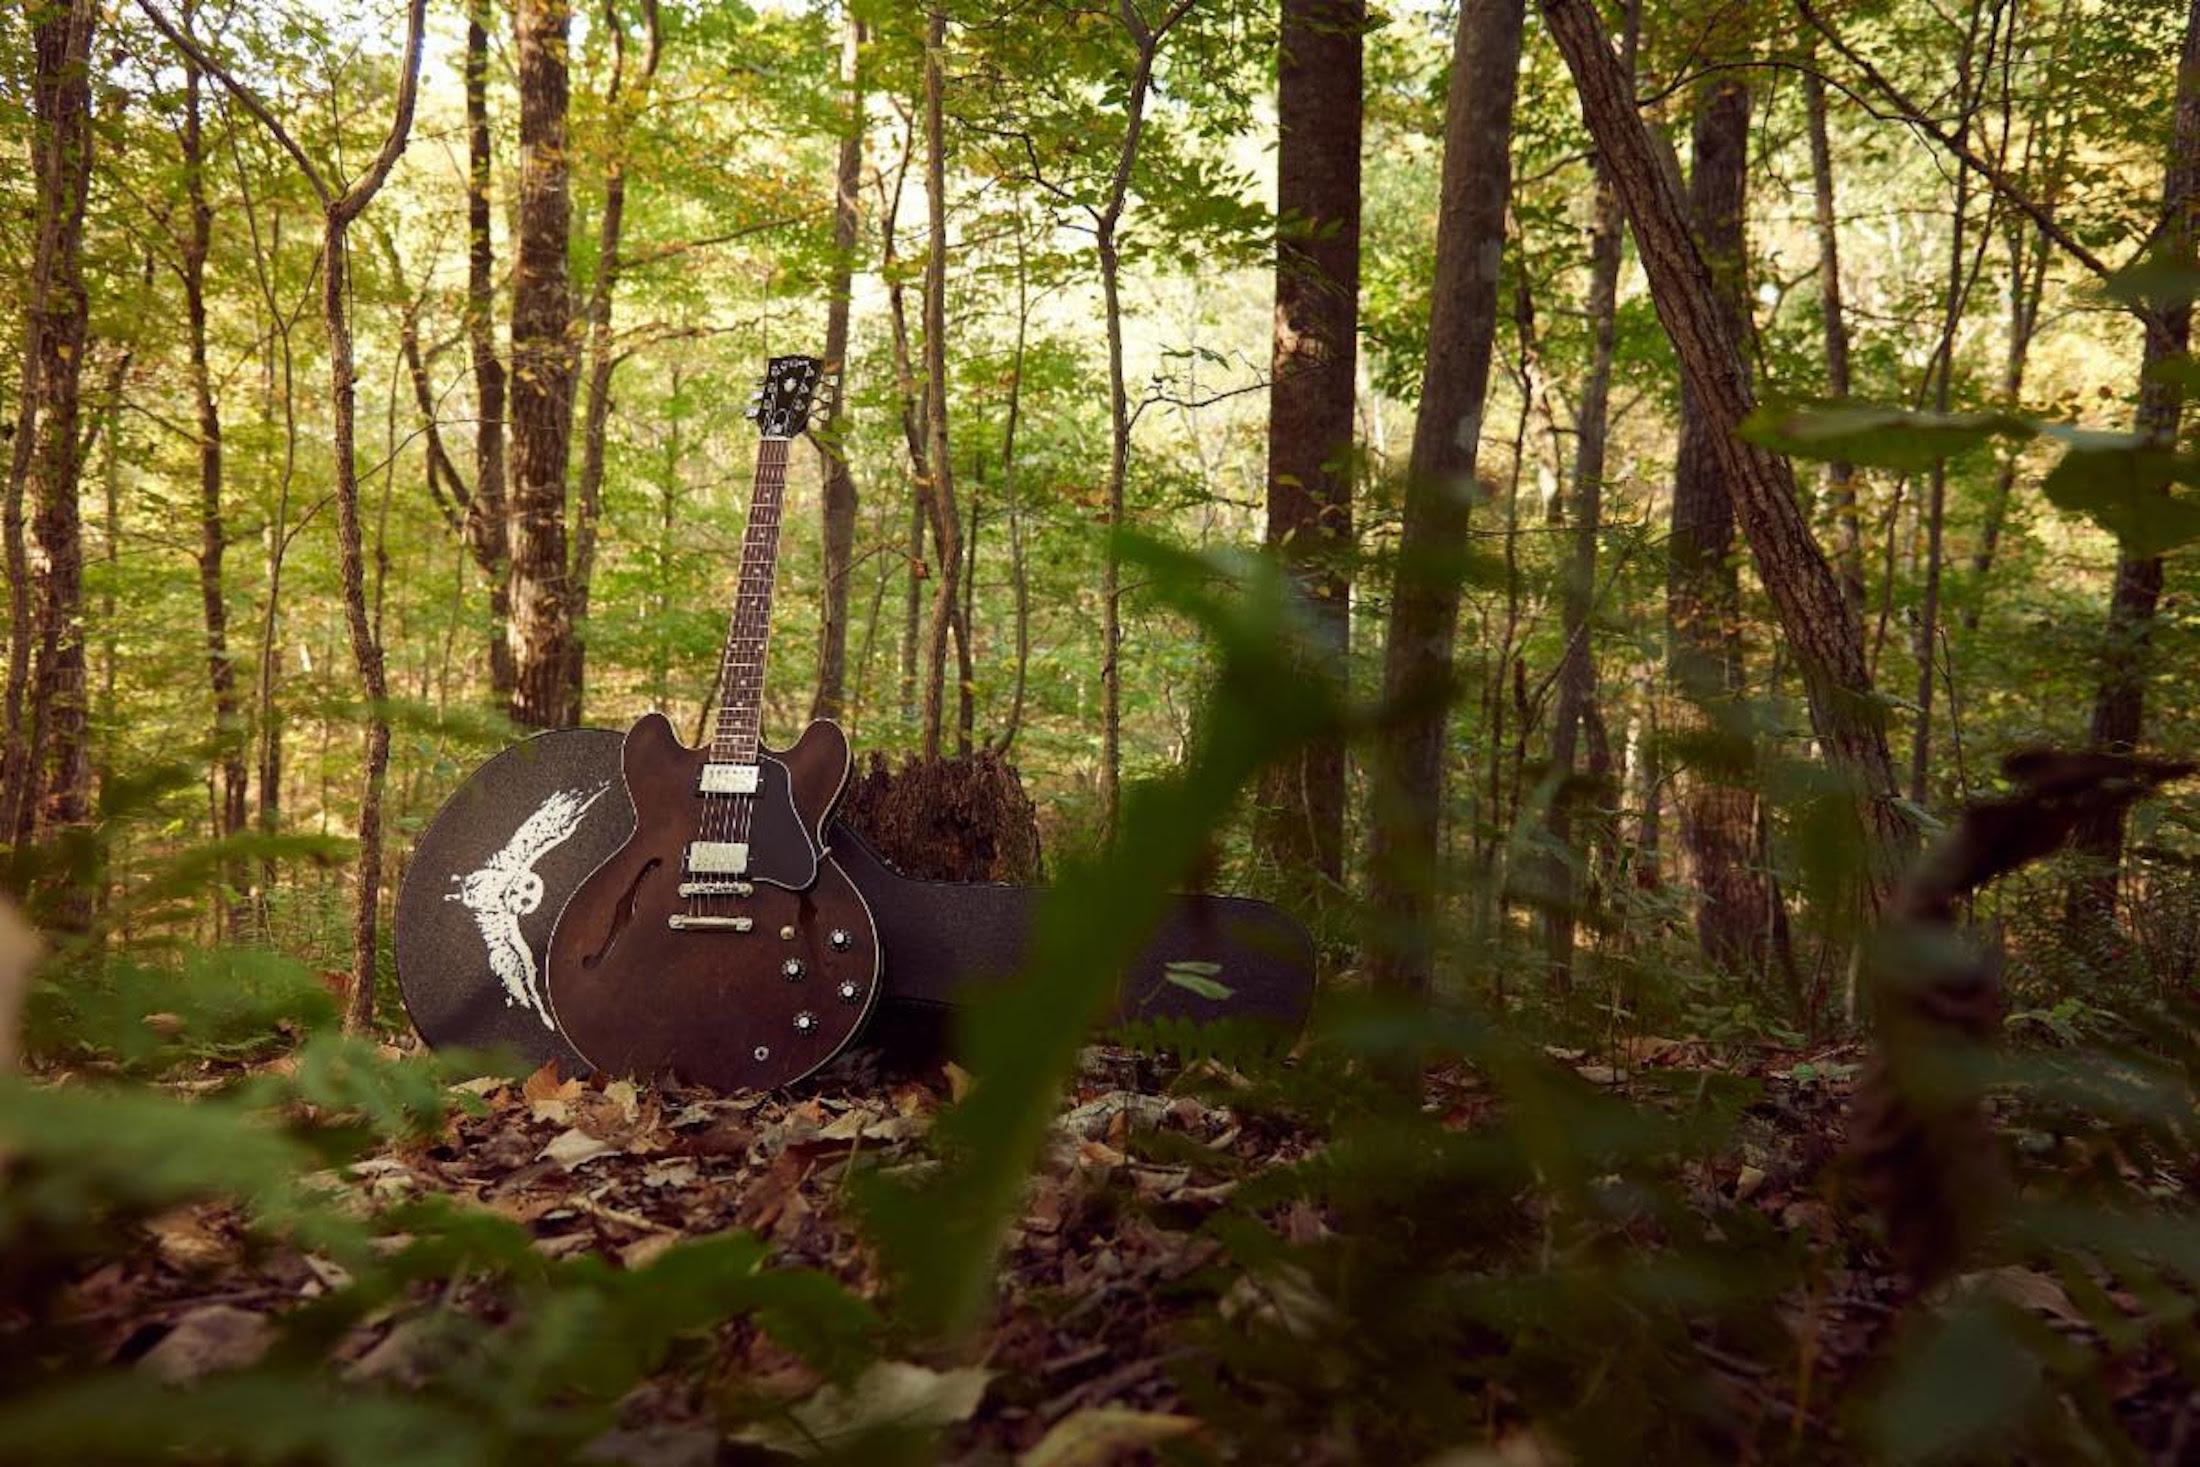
[545,711,882,1091]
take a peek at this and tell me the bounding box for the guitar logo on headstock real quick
[745,354,831,439]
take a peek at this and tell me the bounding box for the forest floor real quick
[51,1037,2198,1463]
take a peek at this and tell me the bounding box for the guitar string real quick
[697,430,789,922]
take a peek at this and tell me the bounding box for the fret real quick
[712,435,792,764]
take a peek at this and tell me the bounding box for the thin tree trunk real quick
[16,0,98,871]
[2066,0,2200,923]
[465,0,514,703]
[1910,0,1996,806]
[143,0,430,1027]
[566,0,662,726]
[1803,62,1864,616]
[994,219,1033,757]
[507,0,577,729]
[1366,0,1526,997]
[179,40,248,931]
[1541,0,1637,993]
[1088,0,1190,838]
[917,4,963,760]
[1544,0,1913,915]
[1255,0,1362,898]
[1964,212,2051,631]
[1668,77,1765,974]
[813,8,866,724]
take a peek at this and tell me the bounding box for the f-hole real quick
[582,857,661,970]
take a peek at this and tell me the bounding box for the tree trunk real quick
[465,0,515,704]
[180,44,248,928]
[2066,0,2200,923]
[813,9,866,724]
[1366,0,1526,997]
[1540,0,1637,992]
[565,0,663,727]
[1965,212,2051,631]
[1803,63,1864,617]
[917,4,963,761]
[1544,0,1913,915]
[14,0,98,868]
[1668,77,1766,974]
[1254,0,1363,898]
[507,0,577,730]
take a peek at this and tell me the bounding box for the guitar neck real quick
[711,436,792,764]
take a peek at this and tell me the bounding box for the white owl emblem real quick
[444,782,611,1027]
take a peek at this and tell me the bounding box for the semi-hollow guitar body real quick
[544,712,881,1091]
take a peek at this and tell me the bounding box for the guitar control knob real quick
[779,925,796,941]
[836,979,862,1004]
[752,1045,770,1062]
[829,928,853,951]
[793,1011,818,1035]
[781,958,805,981]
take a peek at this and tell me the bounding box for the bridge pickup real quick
[677,880,753,898]
[697,763,760,796]
[684,840,749,875]
[667,914,753,932]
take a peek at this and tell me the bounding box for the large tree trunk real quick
[565,0,663,726]
[13,0,98,867]
[1668,78,1766,973]
[507,0,577,730]
[1540,0,1637,992]
[1543,0,1912,914]
[2066,0,2200,923]
[917,4,963,761]
[812,9,866,724]
[1254,0,1362,899]
[179,44,248,920]
[1366,0,1526,997]
[465,0,515,704]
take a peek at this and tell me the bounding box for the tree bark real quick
[565,0,663,726]
[465,0,515,704]
[1540,0,1637,992]
[13,0,98,867]
[1255,0,1362,898]
[507,0,577,730]
[813,8,866,725]
[1668,77,1766,974]
[918,4,963,760]
[1366,0,1526,997]
[2066,0,2200,923]
[1543,0,1912,915]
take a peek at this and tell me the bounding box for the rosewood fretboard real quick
[711,435,791,765]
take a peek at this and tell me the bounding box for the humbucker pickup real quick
[685,841,749,875]
[698,763,761,796]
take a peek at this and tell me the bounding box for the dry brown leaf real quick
[540,1128,617,1171]
[138,1305,274,1383]
[733,1361,992,1459]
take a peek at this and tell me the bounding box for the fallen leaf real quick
[1021,1406,1200,1466]
[138,1305,274,1383]
[540,1128,616,1170]
[944,1062,974,1103]
[1963,1264,2086,1326]
[735,1361,992,1458]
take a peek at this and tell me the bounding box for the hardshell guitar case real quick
[395,728,1316,1080]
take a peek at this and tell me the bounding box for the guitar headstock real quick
[745,355,831,439]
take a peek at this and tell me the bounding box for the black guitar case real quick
[395,728,1316,1079]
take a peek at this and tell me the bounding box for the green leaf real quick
[1739,401,2030,472]
[1162,959,1233,1001]
[1865,1300,2042,1464]
[2099,249,2200,310]
[2038,429,2200,557]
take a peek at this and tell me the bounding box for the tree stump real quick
[839,751,1042,883]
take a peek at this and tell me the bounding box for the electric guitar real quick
[545,355,882,1090]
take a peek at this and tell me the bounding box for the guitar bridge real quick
[677,880,753,898]
[668,914,753,932]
